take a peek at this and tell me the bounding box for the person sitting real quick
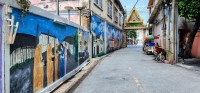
[155,43,162,53]
[153,43,162,60]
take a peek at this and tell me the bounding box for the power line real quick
[134,0,139,7]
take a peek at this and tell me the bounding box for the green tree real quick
[126,30,137,39]
[177,0,200,58]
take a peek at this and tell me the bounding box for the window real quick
[107,0,112,18]
[94,0,102,9]
[119,13,122,26]
[114,7,118,23]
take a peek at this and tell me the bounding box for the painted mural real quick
[0,5,3,93]
[106,24,123,53]
[10,8,80,92]
[8,6,122,93]
[92,15,105,57]
[78,30,90,64]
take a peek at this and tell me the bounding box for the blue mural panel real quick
[10,8,80,92]
[12,8,77,43]
[91,15,105,57]
[106,23,123,52]
[91,15,105,36]
[79,30,90,64]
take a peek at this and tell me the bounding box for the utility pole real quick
[171,0,177,64]
[168,4,171,51]
[77,7,85,26]
[163,3,166,50]
[68,9,70,21]
[56,0,59,16]
[89,0,93,58]
[175,1,179,64]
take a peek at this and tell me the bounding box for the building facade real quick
[31,0,125,57]
[147,0,178,63]
[90,0,125,57]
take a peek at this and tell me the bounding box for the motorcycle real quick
[154,48,166,62]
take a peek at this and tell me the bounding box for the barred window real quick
[94,0,102,8]
[107,0,112,18]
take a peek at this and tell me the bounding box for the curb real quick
[175,63,200,72]
[52,52,114,93]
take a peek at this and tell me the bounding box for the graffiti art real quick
[9,7,122,93]
[10,8,79,93]
[92,15,105,57]
[78,30,90,64]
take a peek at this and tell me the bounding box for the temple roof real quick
[124,7,146,30]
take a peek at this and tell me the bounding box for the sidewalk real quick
[176,58,200,72]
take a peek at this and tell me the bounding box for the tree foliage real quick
[126,30,137,39]
[177,0,200,58]
[177,0,200,20]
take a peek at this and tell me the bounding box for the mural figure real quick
[84,41,89,59]
[64,42,68,74]
[58,44,65,78]
[79,31,89,64]
[110,29,115,49]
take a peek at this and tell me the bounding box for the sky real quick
[120,0,149,24]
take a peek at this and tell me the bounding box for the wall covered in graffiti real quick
[91,15,123,56]
[91,15,105,57]
[106,24,123,53]
[0,5,3,93]
[78,30,90,64]
[9,8,83,93]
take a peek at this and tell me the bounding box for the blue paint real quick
[11,8,78,43]
[59,46,65,78]
[91,15,104,36]
[82,31,89,41]
[106,22,123,50]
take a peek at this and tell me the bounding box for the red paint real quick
[186,32,200,58]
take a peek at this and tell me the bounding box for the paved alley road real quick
[73,46,200,93]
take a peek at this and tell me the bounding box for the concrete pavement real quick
[73,45,200,93]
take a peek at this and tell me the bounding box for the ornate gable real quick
[124,7,146,30]
[126,7,143,23]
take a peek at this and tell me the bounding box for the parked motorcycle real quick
[155,49,166,62]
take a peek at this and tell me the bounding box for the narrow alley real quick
[0,0,199,93]
[73,46,200,93]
